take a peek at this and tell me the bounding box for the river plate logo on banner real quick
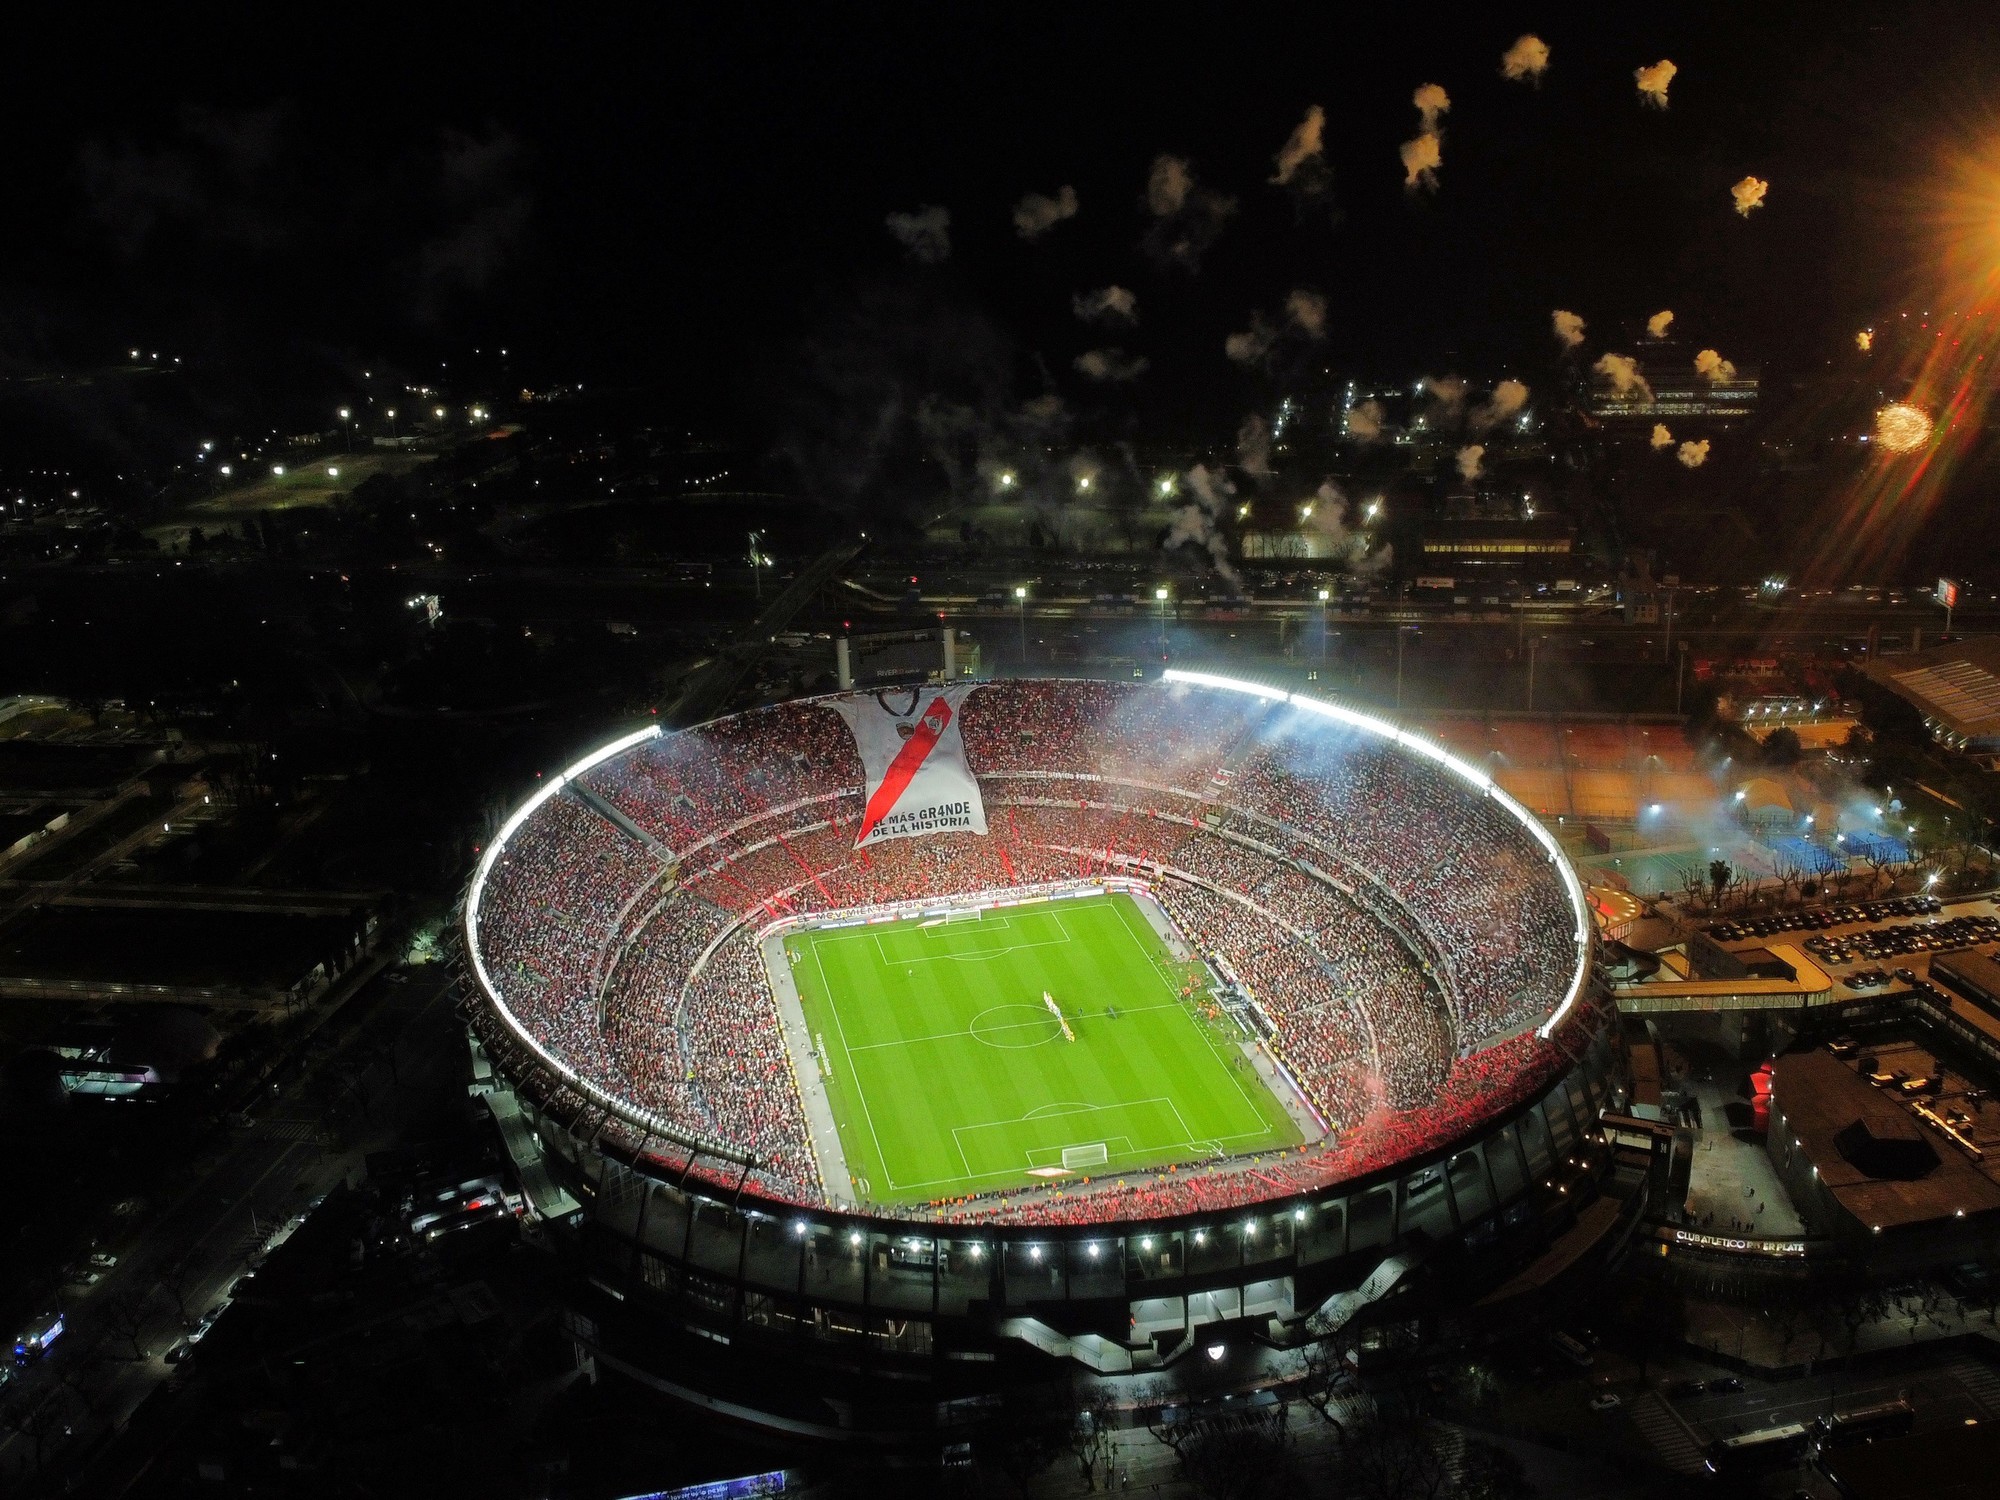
[831,685,989,847]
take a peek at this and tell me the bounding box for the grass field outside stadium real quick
[782,892,1304,1206]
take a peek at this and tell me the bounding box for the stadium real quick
[460,672,1618,1430]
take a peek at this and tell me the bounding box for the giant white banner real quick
[831,685,988,847]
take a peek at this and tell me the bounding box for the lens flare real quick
[1805,126,2000,583]
[1874,402,1935,452]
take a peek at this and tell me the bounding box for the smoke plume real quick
[1413,84,1451,131]
[1500,34,1550,83]
[1731,176,1769,217]
[1148,155,1192,216]
[1594,352,1653,401]
[1236,413,1273,478]
[1345,399,1385,443]
[1073,286,1138,325]
[1677,439,1711,469]
[1167,465,1242,585]
[1421,375,1467,413]
[1225,314,1278,366]
[1400,132,1442,191]
[1470,379,1529,430]
[1552,309,1586,348]
[1856,330,1873,352]
[1142,155,1237,272]
[1635,60,1677,108]
[1647,310,1674,338]
[1303,480,1391,573]
[885,205,951,263]
[1012,184,1078,240]
[1651,423,1674,450]
[1271,105,1326,185]
[1694,348,1737,382]
[1286,289,1328,338]
[1456,444,1485,482]
[1074,348,1148,382]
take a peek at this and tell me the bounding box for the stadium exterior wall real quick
[460,677,1616,1387]
[508,1024,1617,1375]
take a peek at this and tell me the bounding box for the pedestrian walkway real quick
[1942,1352,2000,1417]
[1625,1392,1706,1475]
[1681,1077,1805,1237]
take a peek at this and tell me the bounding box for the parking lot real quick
[1711,895,2000,995]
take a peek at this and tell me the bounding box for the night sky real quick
[5,5,2000,464]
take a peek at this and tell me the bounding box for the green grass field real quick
[784,893,1302,1205]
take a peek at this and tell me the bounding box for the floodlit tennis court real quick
[782,893,1302,1206]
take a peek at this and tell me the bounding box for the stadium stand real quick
[467,679,1592,1224]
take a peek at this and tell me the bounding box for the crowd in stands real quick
[476,790,665,1084]
[470,678,1598,1222]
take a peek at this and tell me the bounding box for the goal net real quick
[945,908,984,924]
[1061,1143,1109,1170]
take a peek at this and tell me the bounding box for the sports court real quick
[782,893,1302,1205]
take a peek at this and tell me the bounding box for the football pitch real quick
[782,893,1303,1206]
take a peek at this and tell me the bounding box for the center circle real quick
[969,1003,1064,1049]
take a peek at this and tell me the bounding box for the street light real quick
[1014,586,1028,664]
[1155,586,1171,659]
[1526,635,1543,713]
[1317,588,1331,671]
[386,408,397,439]
[338,407,352,452]
[1396,625,1416,713]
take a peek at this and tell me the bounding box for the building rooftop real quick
[1772,1048,2000,1231]
[1866,635,2000,750]
[1817,1413,2000,1500]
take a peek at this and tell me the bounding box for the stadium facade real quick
[459,673,1619,1437]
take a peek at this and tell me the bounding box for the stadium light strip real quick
[1161,669,1590,1039]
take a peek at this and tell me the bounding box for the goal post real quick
[945,907,984,924]
[1061,1143,1109,1170]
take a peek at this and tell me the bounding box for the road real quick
[0,965,457,1489]
[1671,1353,1999,1441]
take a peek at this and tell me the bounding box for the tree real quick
[975,1390,1068,1496]
[1297,1319,1361,1439]
[1677,866,1710,915]
[159,1250,206,1326]
[1770,852,1803,906]
[1615,1279,1686,1383]
[1456,1439,1533,1500]
[1068,1389,1119,1493]
[1154,1406,1300,1500]
[103,1287,156,1361]
[1861,847,1895,896]
[0,1387,82,1476]
[1346,1401,1451,1500]
[1762,727,1804,766]
[1709,859,1732,907]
